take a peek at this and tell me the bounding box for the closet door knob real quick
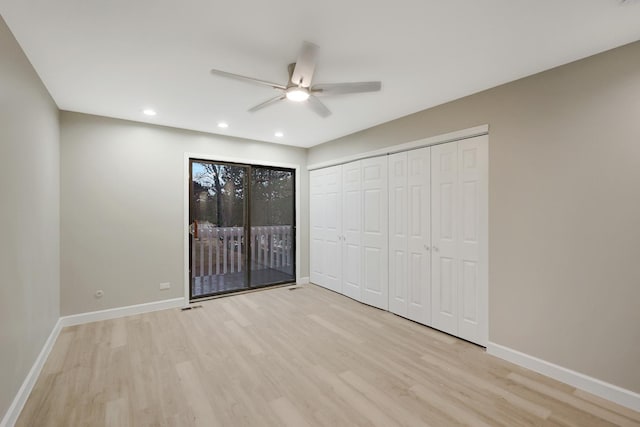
[424,244,430,251]
[433,246,440,252]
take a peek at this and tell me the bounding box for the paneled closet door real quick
[361,156,389,310]
[406,147,431,325]
[342,161,362,301]
[388,152,408,317]
[431,143,459,336]
[309,169,325,287]
[456,136,488,345]
[323,165,343,293]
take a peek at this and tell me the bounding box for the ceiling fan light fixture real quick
[286,87,310,102]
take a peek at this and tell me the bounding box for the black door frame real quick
[188,158,296,301]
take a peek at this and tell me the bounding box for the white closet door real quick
[323,165,343,293]
[431,143,459,336]
[342,161,362,301]
[388,152,408,317]
[309,169,325,287]
[456,136,488,346]
[407,147,431,325]
[361,156,389,310]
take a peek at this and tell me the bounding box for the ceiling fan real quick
[209,42,382,118]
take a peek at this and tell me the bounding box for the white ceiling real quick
[1,1,639,148]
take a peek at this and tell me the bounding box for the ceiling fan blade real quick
[248,95,286,113]
[307,95,331,118]
[210,68,287,90]
[311,81,382,96]
[291,41,319,88]
[287,63,296,83]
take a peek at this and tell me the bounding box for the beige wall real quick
[60,112,308,315]
[309,41,640,393]
[0,16,60,420]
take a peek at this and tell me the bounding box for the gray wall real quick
[0,16,60,420]
[60,112,308,315]
[309,41,640,393]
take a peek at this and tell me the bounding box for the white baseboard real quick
[0,318,63,427]
[59,297,186,327]
[297,276,310,285]
[487,342,640,412]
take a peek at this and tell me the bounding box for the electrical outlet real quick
[159,282,171,290]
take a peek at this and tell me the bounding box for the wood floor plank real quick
[508,373,638,427]
[307,313,366,344]
[223,319,264,355]
[573,389,640,423]
[105,397,130,427]
[110,317,127,348]
[175,360,220,427]
[339,370,431,427]
[328,302,385,329]
[270,396,313,427]
[420,351,552,420]
[410,383,494,427]
[221,300,252,327]
[15,284,640,426]
[312,364,401,427]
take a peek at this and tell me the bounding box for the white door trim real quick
[183,152,301,305]
[307,125,488,171]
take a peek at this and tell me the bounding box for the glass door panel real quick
[249,167,295,287]
[190,160,248,298]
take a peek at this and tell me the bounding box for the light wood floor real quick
[17,284,640,427]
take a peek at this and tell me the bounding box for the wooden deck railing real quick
[192,224,293,277]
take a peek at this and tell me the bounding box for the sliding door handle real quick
[189,220,199,239]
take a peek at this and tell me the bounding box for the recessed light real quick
[275,131,284,137]
[218,122,229,128]
[143,109,157,116]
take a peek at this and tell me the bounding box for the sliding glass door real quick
[250,167,295,287]
[189,159,295,300]
[190,161,248,298]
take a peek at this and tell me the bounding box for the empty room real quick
[1,1,640,426]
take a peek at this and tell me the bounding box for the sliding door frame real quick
[188,158,251,301]
[247,164,297,290]
[184,152,301,305]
